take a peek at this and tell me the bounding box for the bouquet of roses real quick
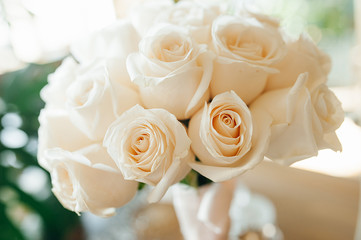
[37,0,344,218]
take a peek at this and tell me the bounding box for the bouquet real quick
[37,0,344,220]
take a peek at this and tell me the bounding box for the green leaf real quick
[0,62,60,115]
[0,201,26,240]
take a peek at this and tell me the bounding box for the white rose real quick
[210,15,286,104]
[127,25,214,120]
[130,0,175,36]
[70,20,140,90]
[42,57,139,114]
[47,144,138,217]
[40,57,78,109]
[153,0,220,43]
[66,61,141,140]
[266,34,331,91]
[103,105,193,203]
[250,73,344,165]
[188,91,272,182]
[70,20,140,64]
[38,108,92,171]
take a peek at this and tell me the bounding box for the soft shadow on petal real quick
[148,152,192,203]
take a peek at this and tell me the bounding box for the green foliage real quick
[180,169,212,188]
[307,0,354,36]
[0,62,84,240]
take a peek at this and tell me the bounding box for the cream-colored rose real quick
[66,61,141,140]
[47,144,138,217]
[40,57,79,109]
[250,73,344,165]
[38,111,138,216]
[188,91,272,182]
[103,105,192,202]
[37,108,92,171]
[210,15,286,104]
[42,59,139,115]
[70,20,140,64]
[130,0,222,39]
[130,0,175,36]
[127,25,214,120]
[70,20,140,90]
[266,34,331,91]
[153,0,220,43]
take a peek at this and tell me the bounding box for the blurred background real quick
[0,0,360,239]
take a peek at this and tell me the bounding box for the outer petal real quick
[151,108,192,158]
[148,151,193,203]
[210,59,274,104]
[37,108,92,171]
[266,34,331,91]
[48,144,138,217]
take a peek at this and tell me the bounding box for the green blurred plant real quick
[307,0,354,36]
[0,62,84,240]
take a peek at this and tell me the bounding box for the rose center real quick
[223,28,267,61]
[78,82,94,105]
[221,113,236,128]
[68,80,95,107]
[212,110,241,139]
[155,34,191,62]
[132,133,150,154]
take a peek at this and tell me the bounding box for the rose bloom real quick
[70,20,140,91]
[42,21,142,141]
[38,109,138,216]
[65,61,140,140]
[47,144,138,217]
[41,57,140,141]
[156,0,219,43]
[127,25,214,120]
[132,0,219,43]
[130,0,174,36]
[210,15,286,104]
[103,105,193,202]
[188,91,272,182]
[70,20,140,64]
[40,57,78,110]
[250,73,344,165]
[266,34,331,91]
